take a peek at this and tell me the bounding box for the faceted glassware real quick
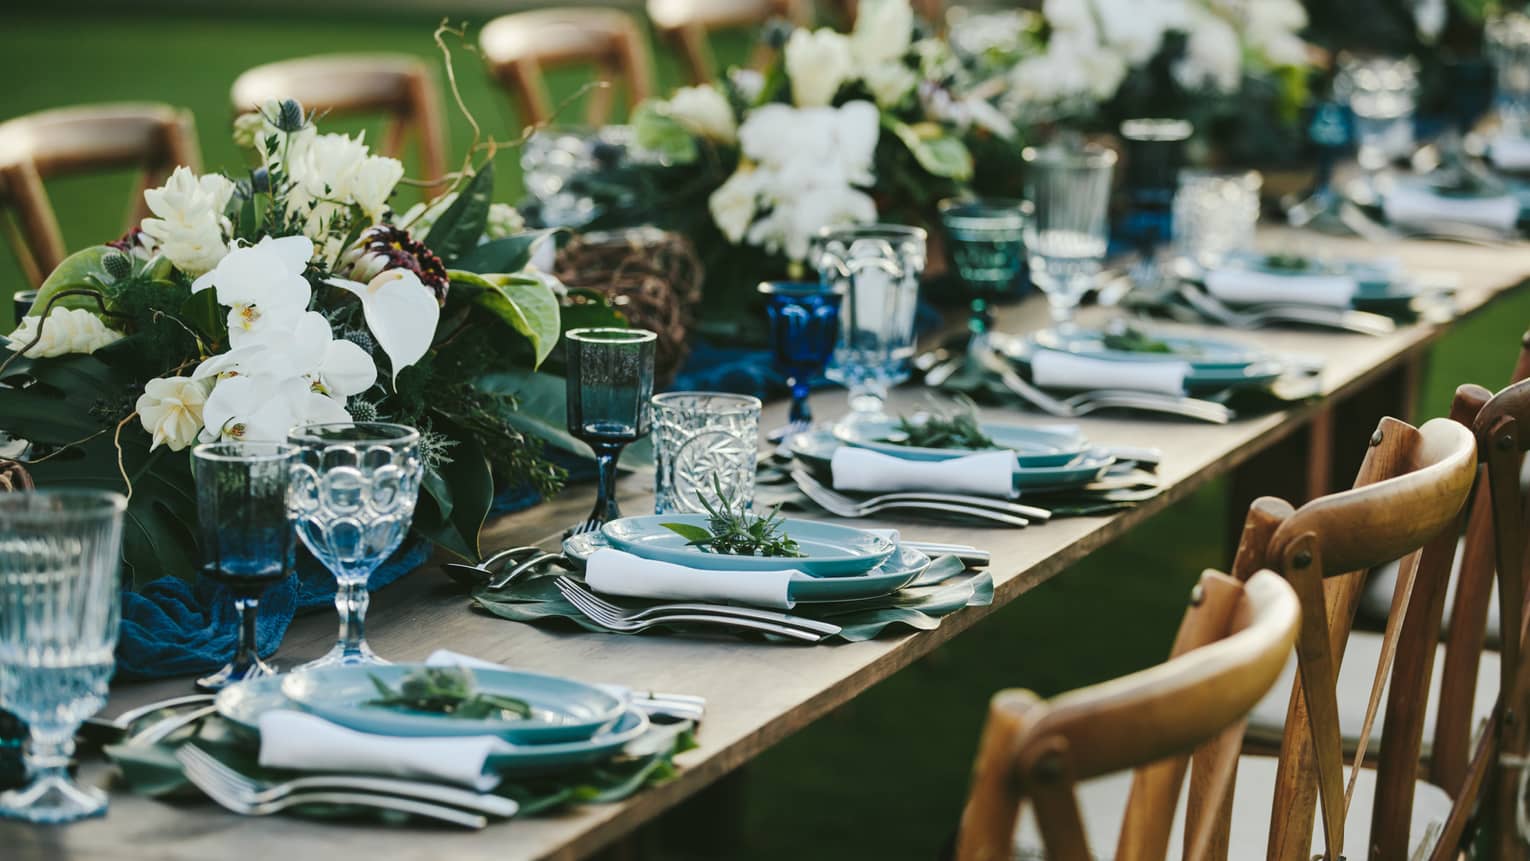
[1489,13,1530,135]
[652,392,762,515]
[287,422,422,669]
[565,328,657,529]
[0,490,125,823]
[192,441,299,690]
[938,198,1028,350]
[1334,54,1419,201]
[758,280,843,433]
[818,225,926,428]
[1172,170,1264,268]
[1021,145,1116,330]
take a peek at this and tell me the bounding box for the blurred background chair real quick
[231,54,447,185]
[0,103,199,288]
[480,9,655,129]
[647,0,810,83]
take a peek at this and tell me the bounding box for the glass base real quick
[196,655,278,691]
[0,774,107,824]
[297,641,388,672]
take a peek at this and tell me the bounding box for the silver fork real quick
[975,350,1232,424]
[555,577,842,637]
[1176,284,1396,336]
[791,469,1051,522]
[791,470,1031,526]
[555,578,832,642]
[176,747,490,829]
[565,517,604,539]
[177,744,518,818]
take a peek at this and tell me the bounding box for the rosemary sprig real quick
[885,396,995,450]
[1100,325,1177,355]
[661,475,804,558]
[366,666,532,720]
[1261,252,1313,273]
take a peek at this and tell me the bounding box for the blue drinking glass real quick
[565,328,657,531]
[938,199,1027,351]
[758,281,843,436]
[192,441,299,690]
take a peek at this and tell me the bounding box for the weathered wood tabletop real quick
[9,230,1530,861]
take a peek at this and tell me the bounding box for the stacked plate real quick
[1191,251,1420,315]
[215,664,651,776]
[564,517,936,604]
[1008,327,1288,397]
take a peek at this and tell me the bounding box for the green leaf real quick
[659,522,713,543]
[448,270,562,369]
[631,101,699,165]
[471,369,656,472]
[178,286,226,345]
[410,415,493,560]
[31,246,119,314]
[450,229,561,275]
[424,165,495,265]
[559,288,627,334]
[887,120,974,182]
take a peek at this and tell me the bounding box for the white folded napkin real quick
[1382,182,1520,231]
[1491,134,1530,171]
[830,446,1015,498]
[258,710,511,791]
[1029,349,1189,395]
[585,547,798,609]
[1204,267,1358,308]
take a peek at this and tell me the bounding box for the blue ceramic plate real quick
[562,532,930,603]
[1028,328,1265,370]
[216,676,650,776]
[1005,341,1283,395]
[789,430,1113,493]
[831,418,1087,467]
[1216,251,1417,311]
[280,665,626,744]
[602,515,895,578]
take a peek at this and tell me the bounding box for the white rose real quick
[350,155,404,222]
[1044,0,1099,40]
[286,132,370,233]
[708,168,762,242]
[785,29,856,108]
[729,68,766,104]
[1093,0,1178,66]
[140,166,234,275]
[1246,0,1310,65]
[232,110,267,150]
[136,376,208,451]
[863,62,918,108]
[6,307,123,358]
[747,184,877,261]
[666,84,738,144]
[1176,10,1243,94]
[486,203,526,240]
[851,0,914,68]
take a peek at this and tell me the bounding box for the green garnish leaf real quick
[885,395,995,450]
[1261,252,1312,273]
[666,476,805,558]
[1101,325,1177,355]
[365,667,532,720]
[659,522,715,543]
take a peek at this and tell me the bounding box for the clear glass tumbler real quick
[818,225,926,428]
[1021,145,1116,330]
[652,392,762,515]
[1172,170,1264,269]
[1488,13,1530,136]
[287,422,422,669]
[0,490,125,823]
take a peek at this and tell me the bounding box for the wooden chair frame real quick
[954,569,1300,861]
[649,0,812,84]
[480,10,655,129]
[0,103,199,287]
[231,54,447,184]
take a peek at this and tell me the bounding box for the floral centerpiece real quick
[569,0,1014,337]
[0,99,566,587]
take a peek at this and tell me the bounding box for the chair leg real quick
[668,23,714,85]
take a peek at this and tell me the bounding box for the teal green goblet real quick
[938,198,1028,350]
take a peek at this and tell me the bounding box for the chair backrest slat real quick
[480,10,655,129]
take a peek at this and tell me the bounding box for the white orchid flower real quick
[191,235,314,340]
[200,374,351,443]
[324,269,439,385]
[193,311,377,401]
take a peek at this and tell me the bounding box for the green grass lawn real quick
[5,10,1530,858]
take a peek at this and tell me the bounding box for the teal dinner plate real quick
[216,674,289,735]
[280,665,625,744]
[789,430,1112,492]
[1217,251,1416,312]
[1006,341,1282,395]
[602,515,895,577]
[831,418,1086,467]
[1028,327,1264,370]
[562,532,930,604]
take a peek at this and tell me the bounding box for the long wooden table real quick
[8,230,1530,860]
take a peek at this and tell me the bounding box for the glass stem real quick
[847,381,887,420]
[787,377,813,425]
[334,581,369,657]
[25,729,74,781]
[590,444,626,524]
[231,595,260,672]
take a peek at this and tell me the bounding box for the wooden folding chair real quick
[0,103,199,287]
[231,54,447,184]
[647,0,810,83]
[480,9,655,129]
[954,569,1300,861]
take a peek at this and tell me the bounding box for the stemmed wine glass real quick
[1021,144,1116,331]
[758,280,843,438]
[937,198,1027,353]
[564,327,657,533]
[287,422,422,669]
[0,490,125,823]
[191,441,298,690]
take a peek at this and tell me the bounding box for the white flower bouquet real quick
[0,99,568,585]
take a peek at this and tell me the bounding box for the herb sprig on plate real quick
[367,666,532,720]
[661,476,804,558]
[886,396,995,450]
[1100,325,1176,354]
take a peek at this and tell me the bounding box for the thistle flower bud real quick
[276,99,306,133]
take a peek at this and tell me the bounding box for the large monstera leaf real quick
[0,352,198,588]
[446,270,561,368]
